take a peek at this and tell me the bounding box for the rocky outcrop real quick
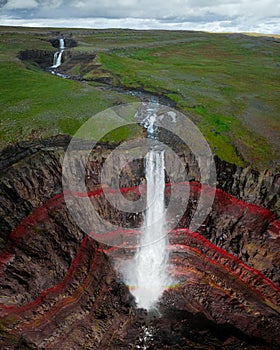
[0,135,71,171]
[214,158,280,217]
[49,38,78,49]
[60,52,98,80]
[18,49,74,69]
[0,137,279,349]
[0,149,62,252]
[18,50,55,68]
[18,38,77,70]
[18,47,100,80]
[0,234,132,349]
[159,129,280,218]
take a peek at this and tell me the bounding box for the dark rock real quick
[18,49,54,67]
[18,49,72,69]
[0,137,279,349]
[49,38,78,48]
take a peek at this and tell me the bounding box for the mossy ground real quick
[0,27,279,170]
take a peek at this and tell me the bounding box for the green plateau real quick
[0,26,279,170]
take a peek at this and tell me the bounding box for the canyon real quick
[0,131,279,349]
[1,28,279,349]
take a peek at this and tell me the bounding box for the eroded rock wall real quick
[0,137,279,349]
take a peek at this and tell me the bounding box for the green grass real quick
[70,102,143,142]
[95,34,279,169]
[0,27,279,170]
[0,60,136,147]
[189,106,275,167]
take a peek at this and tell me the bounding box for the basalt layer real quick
[0,137,279,349]
[18,38,77,71]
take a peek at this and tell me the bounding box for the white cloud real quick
[1,0,279,33]
[40,0,63,9]
[0,15,279,34]
[62,0,280,20]
[74,1,86,9]
[4,0,38,10]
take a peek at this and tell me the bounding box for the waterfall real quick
[126,103,171,311]
[52,51,64,68]
[59,38,65,50]
[51,38,65,69]
[133,147,169,310]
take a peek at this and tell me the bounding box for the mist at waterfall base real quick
[121,107,173,311]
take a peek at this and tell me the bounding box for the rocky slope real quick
[0,136,279,349]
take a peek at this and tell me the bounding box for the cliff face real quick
[160,129,280,218]
[18,37,99,81]
[0,137,279,349]
[18,38,77,70]
[18,49,74,69]
[48,38,78,49]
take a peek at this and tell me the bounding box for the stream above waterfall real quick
[44,39,175,106]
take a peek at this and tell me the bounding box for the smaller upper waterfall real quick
[59,38,65,50]
[50,38,65,69]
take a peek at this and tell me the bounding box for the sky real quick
[0,0,280,34]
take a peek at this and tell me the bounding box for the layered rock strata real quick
[0,138,279,349]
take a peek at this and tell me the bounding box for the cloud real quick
[0,15,279,34]
[3,0,38,10]
[0,0,8,7]
[0,0,279,33]
[2,0,279,19]
[39,0,63,9]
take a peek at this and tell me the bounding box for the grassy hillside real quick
[0,26,279,170]
[0,27,138,147]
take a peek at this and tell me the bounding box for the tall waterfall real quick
[51,38,65,68]
[127,104,170,311]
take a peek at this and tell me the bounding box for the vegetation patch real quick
[0,27,279,170]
